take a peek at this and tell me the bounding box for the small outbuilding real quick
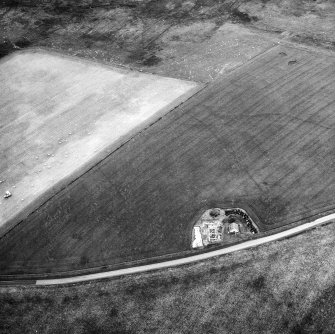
[228,222,239,234]
[4,190,12,199]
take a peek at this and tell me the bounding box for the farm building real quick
[192,208,256,248]
[228,222,240,234]
[192,226,204,248]
[205,221,223,244]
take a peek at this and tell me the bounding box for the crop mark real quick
[288,59,298,65]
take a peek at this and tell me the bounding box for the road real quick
[30,213,335,286]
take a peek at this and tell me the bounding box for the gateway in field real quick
[0,50,199,235]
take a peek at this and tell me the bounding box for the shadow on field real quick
[0,38,31,59]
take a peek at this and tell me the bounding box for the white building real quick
[192,226,204,248]
[228,222,240,234]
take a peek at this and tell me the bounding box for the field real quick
[0,50,198,236]
[1,44,335,276]
[2,220,335,333]
[1,1,335,83]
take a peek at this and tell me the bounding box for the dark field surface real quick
[1,45,335,275]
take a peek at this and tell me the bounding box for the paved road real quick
[32,213,335,286]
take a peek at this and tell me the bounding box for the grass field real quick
[0,0,274,83]
[2,221,335,333]
[1,44,335,276]
[1,1,334,83]
[0,50,198,236]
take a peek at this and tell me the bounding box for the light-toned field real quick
[0,50,199,235]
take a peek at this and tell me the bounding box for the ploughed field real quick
[1,45,335,276]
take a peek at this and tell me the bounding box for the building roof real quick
[228,222,239,234]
